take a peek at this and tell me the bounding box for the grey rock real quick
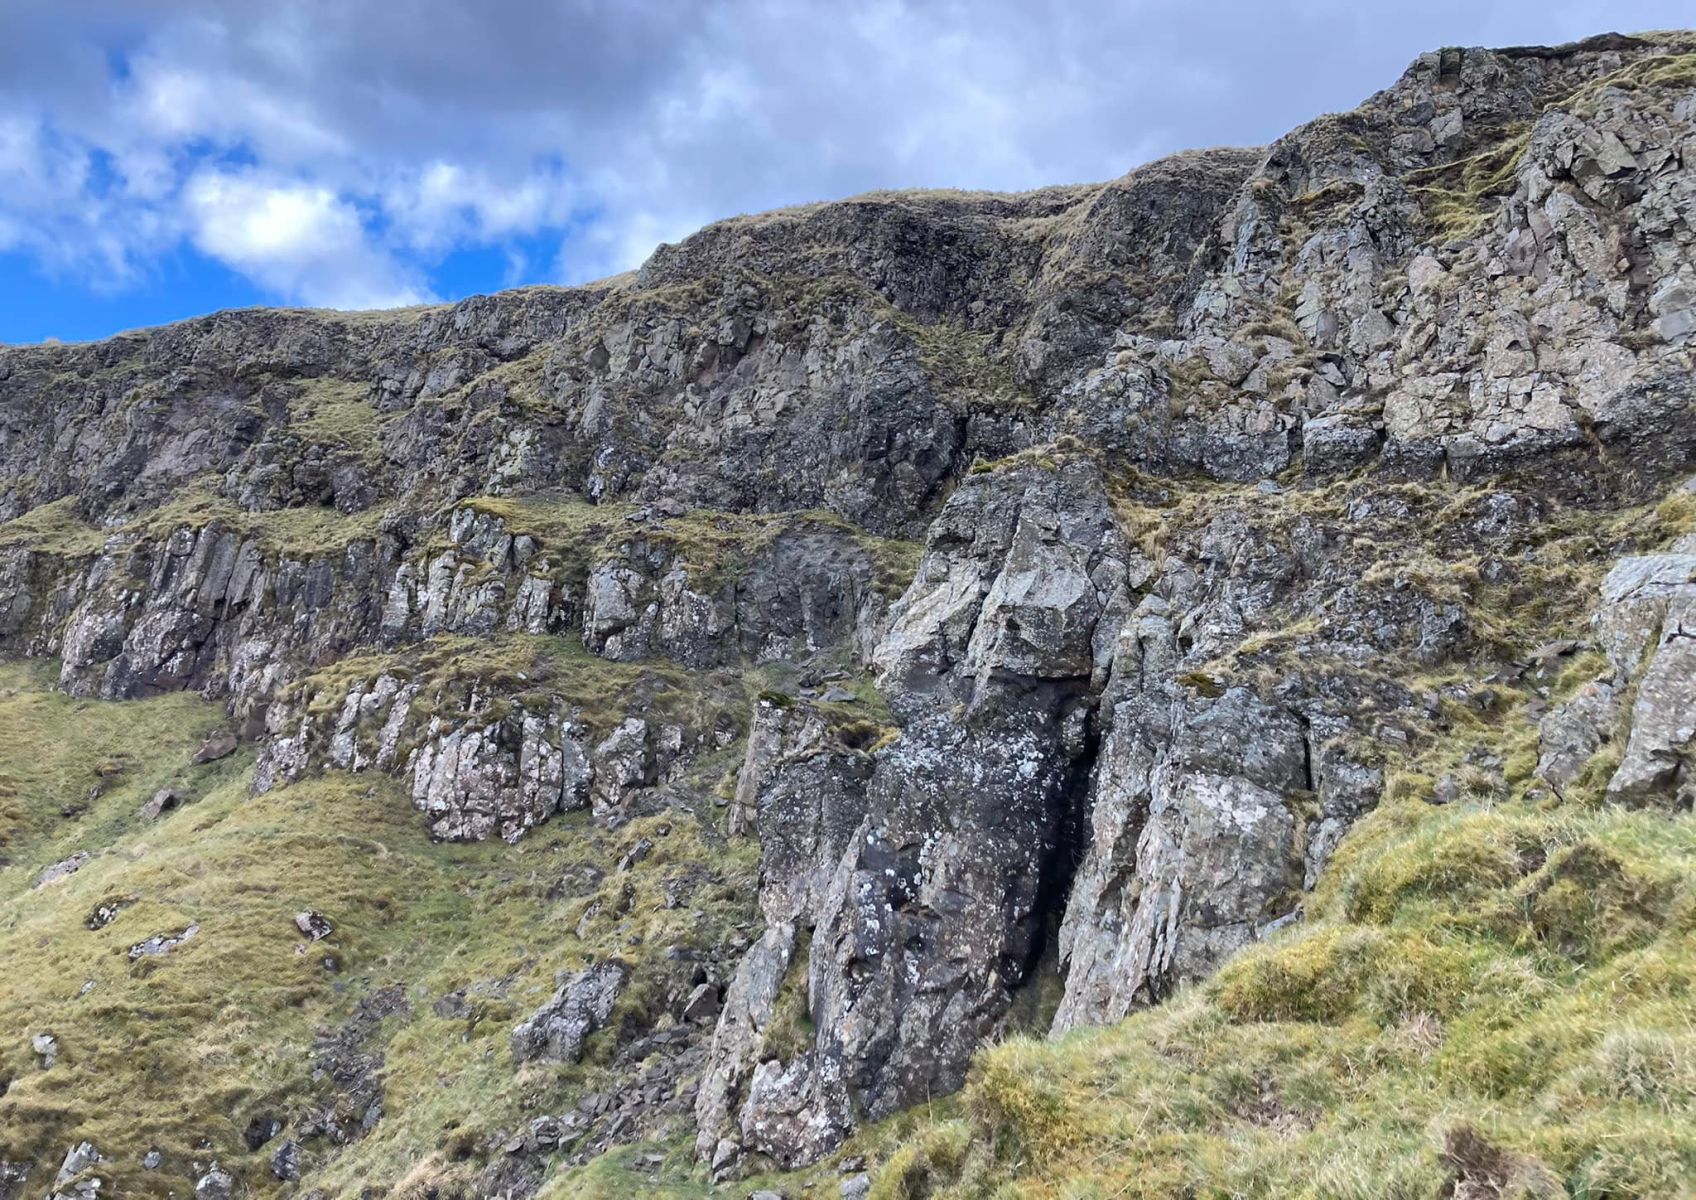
[682,982,721,1023]
[192,731,238,763]
[47,1142,104,1200]
[1054,688,1308,1032]
[511,960,630,1064]
[138,787,180,821]
[34,852,90,888]
[294,910,334,941]
[127,923,199,959]
[84,897,133,930]
[32,1032,58,1068]
[0,1160,28,1200]
[244,1114,282,1150]
[1540,553,1696,807]
[270,1141,301,1182]
[1608,592,1696,806]
[194,1166,235,1200]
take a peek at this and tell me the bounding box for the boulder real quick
[511,961,630,1064]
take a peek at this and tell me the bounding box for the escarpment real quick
[2,31,1696,1199]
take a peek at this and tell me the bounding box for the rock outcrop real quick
[2,27,1696,1198]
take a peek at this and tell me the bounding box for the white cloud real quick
[381,160,581,253]
[0,0,1693,313]
[185,169,427,308]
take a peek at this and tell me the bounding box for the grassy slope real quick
[540,707,1696,1200]
[0,659,758,1197]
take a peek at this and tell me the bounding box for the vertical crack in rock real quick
[3,31,1696,1192]
[697,462,1130,1170]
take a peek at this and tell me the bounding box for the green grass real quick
[0,658,238,867]
[0,496,110,555]
[837,749,1696,1199]
[0,658,761,1197]
[288,378,387,459]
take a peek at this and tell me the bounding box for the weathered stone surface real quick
[127,923,199,959]
[194,1165,235,1200]
[1053,687,1309,1031]
[1539,554,1696,807]
[270,1140,301,1182]
[511,961,630,1064]
[255,669,596,842]
[32,1032,58,1069]
[699,464,1127,1168]
[294,911,334,941]
[33,852,90,889]
[46,1143,104,1200]
[192,731,238,763]
[137,787,180,821]
[2,27,1696,1190]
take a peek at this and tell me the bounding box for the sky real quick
[0,1,1689,344]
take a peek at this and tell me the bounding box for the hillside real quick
[1,30,1694,1200]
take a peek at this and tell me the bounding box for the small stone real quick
[194,1165,235,1200]
[138,788,181,821]
[192,731,239,764]
[820,685,856,703]
[617,837,654,872]
[141,1150,163,1170]
[710,1138,740,1175]
[1429,775,1461,806]
[243,1114,282,1151]
[85,895,135,930]
[128,923,199,959]
[526,1116,563,1151]
[270,1141,300,1182]
[33,1032,58,1068]
[840,1174,872,1200]
[1526,638,1580,664]
[683,982,721,1023]
[294,910,334,941]
[52,1142,105,1193]
[34,851,91,889]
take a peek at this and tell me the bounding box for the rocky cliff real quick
[1,31,1695,1200]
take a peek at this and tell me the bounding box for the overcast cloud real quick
[0,0,1691,326]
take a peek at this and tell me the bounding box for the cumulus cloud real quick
[0,0,1690,311]
[183,170,428,308]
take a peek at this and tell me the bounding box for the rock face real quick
[1539,551,1696,806]
[1053,686,1309,1030]
[3,26,1696,1196]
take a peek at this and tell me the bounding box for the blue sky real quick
[2,0,1691,345]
